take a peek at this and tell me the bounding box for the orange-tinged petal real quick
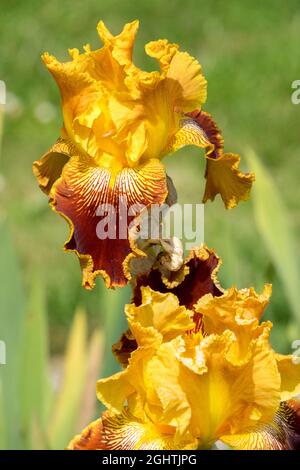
[68,409,198,450]
[68,418,105,450]
[50,154,167,288]
[42,38,132,160]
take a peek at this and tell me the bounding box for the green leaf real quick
[246,149,300,325]
[0,104,4,161]
[20,278,52,449]
[0,379,6,449]
[0,221,26,449]
[47,308,87,449]
[100,285,130,378]
[76,329,104,431]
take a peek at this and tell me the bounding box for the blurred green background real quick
[0,0,300,449]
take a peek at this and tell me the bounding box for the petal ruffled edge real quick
[203,153,255,209]
[166,51,207,111]
[195,284,272,337]
[97,20,139,67]
[125,286,195,346]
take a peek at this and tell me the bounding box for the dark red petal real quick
[133,245,223,310]
[51,155,167,288]
[186,109,224,159]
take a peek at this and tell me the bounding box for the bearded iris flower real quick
[68,246,300,450]
[33,20,254,289]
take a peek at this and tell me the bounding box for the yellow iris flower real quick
[68,246,300,450]
[33,20,254,288]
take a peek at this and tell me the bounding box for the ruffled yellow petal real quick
[98,329,192,437]
[96,370,134,414]
[42,52,105,149]
[97,340,162,422]
[177,328,281,447]
[68,409,198,450]
[203,153,255,209]
[42,20,209,167]
[166,51,207,110]
[195,284,272,361]
[97,20,139,66]
[276,354,300,401]
[145,39,179,73]
[126,286,194,346]
[98,285,281,448]
[142,341,192,437]
[42,27,139,160]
